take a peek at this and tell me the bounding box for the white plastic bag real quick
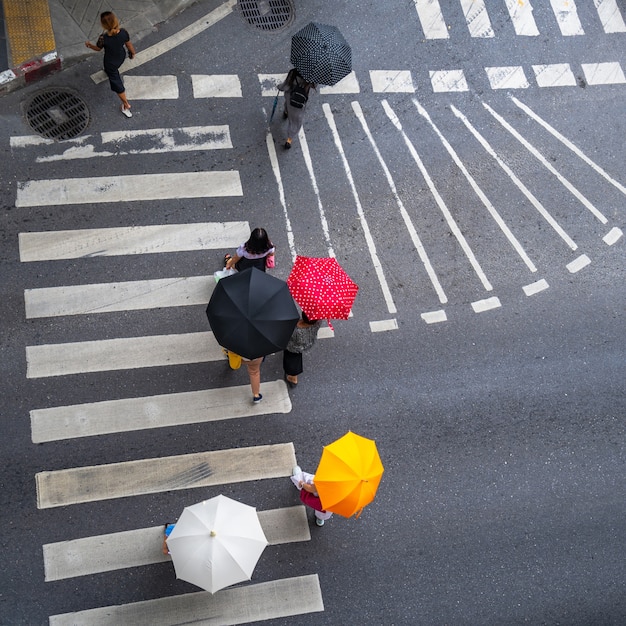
[214,267,237,282]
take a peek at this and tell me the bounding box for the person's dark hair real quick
[100,11,120,34]
[244,228,272,255]
[301,311,319,325]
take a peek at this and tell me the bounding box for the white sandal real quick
[121,106,132,118]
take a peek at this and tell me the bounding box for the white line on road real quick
[354,101,447,303]
[369,70,415,93]
[124,75,179,99]
[90,0,237,83]
[603,227,623,245]
[19,221,249,262]
[450,105,577,251]
[482,102,608,224]
[566,254,591,273]
[369,319,398,332]
[523,278,549,296]
[413,0,450,39]
[43,507,310,581]
[510,96,626,197]
[49,575,324,625]
[299,129,336,257]
[594,0,626,33]
[383,101,493,291]
[26,331,224,379]
[460,0,494,37]
[471,296,502,312]
[421,309,447,324]
[16,171,242,207]
[485,66,530,89]
[581,61,626,85]
[429,69,468,92]
[191,74,242,98]
[25,275,215,318]
[266,130,297,262]
[36,442,296,508]
[319,72,360,94]
[415,99,537,273]
[323,103,397,314]
[504,0,539,35]
[31,381,291,442]
[550,0,584,36]
[532,64,577,87]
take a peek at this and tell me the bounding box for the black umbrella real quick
[290,22,352,86]
[206,267,299,360]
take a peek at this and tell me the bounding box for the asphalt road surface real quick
[0,0,625,624]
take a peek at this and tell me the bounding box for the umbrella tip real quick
[210,530,217,537]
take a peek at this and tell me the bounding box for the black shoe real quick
[284,140,291,150]
[283,110,288,119]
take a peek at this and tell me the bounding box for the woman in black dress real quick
[86,12,136,117]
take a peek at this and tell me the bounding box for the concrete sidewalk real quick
[0,0,197,93]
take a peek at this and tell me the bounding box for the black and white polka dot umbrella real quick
[290,22,352,86]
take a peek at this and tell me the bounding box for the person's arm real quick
[85,40,102,52]
[225,254,241,270]
[125,40,136,59]
[300,481,316,493]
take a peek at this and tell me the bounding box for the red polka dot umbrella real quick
[287,256,359,326]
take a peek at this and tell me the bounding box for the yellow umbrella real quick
[314,431,384,518]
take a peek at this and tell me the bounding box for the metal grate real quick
[24,88,90,141]
[236,0,294,32]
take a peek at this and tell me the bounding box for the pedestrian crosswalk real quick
[12,61,625,623]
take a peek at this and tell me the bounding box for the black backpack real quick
[290,83,309,109]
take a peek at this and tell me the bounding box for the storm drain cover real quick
[236,0,294,32]
[24,88,90,141]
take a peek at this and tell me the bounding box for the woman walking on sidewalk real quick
[85,11,136,118]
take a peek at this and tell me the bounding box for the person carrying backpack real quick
[277,68,316,150]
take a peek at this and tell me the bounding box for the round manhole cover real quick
[236,0,294,32]
[24,88,90,141]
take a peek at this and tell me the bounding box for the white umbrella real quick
[166,495,268,593]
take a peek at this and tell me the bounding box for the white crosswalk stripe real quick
[36,443,297,508]
[43,506,310,581]
[50,575,324,625]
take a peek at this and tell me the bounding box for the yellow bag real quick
[227,351,242,370]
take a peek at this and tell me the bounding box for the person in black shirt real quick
[86,11,136,118]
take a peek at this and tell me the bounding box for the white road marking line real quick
[429,69,468,92]
[31,381,291,442]
[258,73,284,96]
[49,575,324,625]
[13,126,233,162]
[355,101,447,303]
[265,130,297,262]
[323,103,397,314]
[191,74,242,97]
[594,0,626,33]
[43,507,310,581]
[36,442,296,509]
[485,66,530,89]
[504,0,539,35]
[421,310,447,324]
[369,319,398,332]
[450,105,577,251]
[16,171,242,208]
[550,0,584,35]
[482,102,608,224]
[415,100,537,273]
[567,254,591,272]
[509,96,626,197]
[19,221,249,262]
[124,75,179,99]
[369,70,415,93]
[90,0,237,83]
[460,0,494,37]
[471,296,502,312]
[319,71,360,94]
[523,278,549,295]
[318,326,335,339]
[413,0,450,39]
[603,227,623,245]
[25,276,215,318]
[581,61,626,85]
[533,63,577,87]
[384,101,492,291]
[298,129,336,257]
[26,331,224,379]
